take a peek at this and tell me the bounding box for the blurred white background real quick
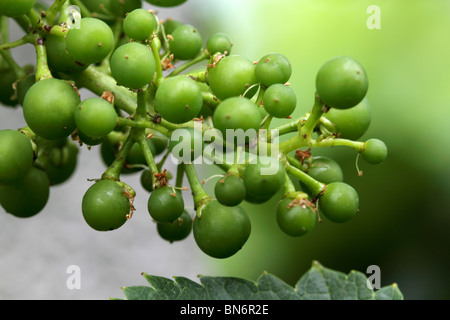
[0,0,233,300]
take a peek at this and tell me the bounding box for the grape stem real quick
[34,36,53,81]
[101,131,135,181]
[168,50,209,77]
[283,156,325,198]
[183,163,212,214]
[46,0,68,26]
[150,35,164,86]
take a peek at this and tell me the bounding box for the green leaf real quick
[116,261,403,300]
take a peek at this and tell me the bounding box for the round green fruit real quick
[214,174,246,207]
[168,24,203,60]
[207,55,258,100]
[242,157,286,204]
[361,138,387,164]
[23,78,81,140]
[157,210,193,242]
[0,0,35,17]
[206,33,232,56]
[212,96,262,139]
[0,129,34,185]
[74,98,118,138]
[323,98,371,140]
[82,179,130,231]
[155,76,203,124]
[147,185,184,223]
[255,53,292,87]
[276,198,317,237]
[193,200,251,259]
[110,42,156,89]
[0,166,50,218]
[262,84,297,118]
[65,17,114,65]
[123,8,157,41]
[318,182,359,223]
[316,56,368,109]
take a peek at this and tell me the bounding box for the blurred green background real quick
[186,0,450,299]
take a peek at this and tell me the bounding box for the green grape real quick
[262,83,297,118]
[316,56,368,109]
[123,8,157,41]
[147,185,184,223]
[155,76,203,124]
[157,210,193,242]
[206,33,232,56]
[255,53,292,87]
[0,0,35,17]
[45,34,88,74]
[212,96,262,139]
[168,24,203,60]
[318,182,359,223]
[110,42,156,89]
[242,157,286,204]
[361,138,387,164]
[214,174,246,207]
[140,169,154,192]
[0,166,50,218]
[44,140,78,186]
[0,129,34,185]
[207,55,258,100]
[74,98,118,138]
[0,67,18,107]
[306,156,344,185]
[82,179,130,231]
[322,98,371,140]
[193,200,251,259]
[276,198,317,237]
[65,17,114,65]
[22,78,81,140]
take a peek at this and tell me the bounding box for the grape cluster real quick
[0,0,387,259]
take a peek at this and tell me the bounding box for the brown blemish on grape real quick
[265,58,270,63]
[154,169,168,187]
[167,34,174,41]
[295,148,311,164]
[124,55,129,59]
[98,42,103,47]
[101,91,115,104]
[44,25,52,32]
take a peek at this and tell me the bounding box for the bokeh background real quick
[1,0,449,299]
